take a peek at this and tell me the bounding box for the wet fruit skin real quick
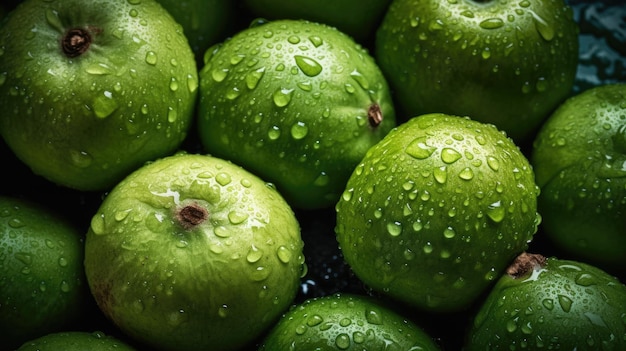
[531,83,626,267]
[375,0,579,143]
[464,253,626,350]
[197,19,396,210]
[335,113,541,313]
[84,152,305,351]
[16,331,137,351]
[0,0,198,191]
[0,196,88,350]
[258,293,441,351]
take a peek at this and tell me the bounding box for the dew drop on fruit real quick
[405,136,436,159]
[459,167,474,180]
[246,245,263,263]
[443,227,456,239]
[479,18,505,29]
[145,51,157,65]
[530,10,555,41]
[365,308,383,325]
[276,246,291,263]
[350,70,369,89]
[386,221,402,237]
[290,121,309,140]
[557,294,573,312]
[69,149,93,168]
[294,55,322,77]
[58,257,67,267]
[268,126,281,140]
[211,68,228,82]
[93,92,119,118]
[272,88,294,107]
[542,298,554,310]
[487,156,500,171]
[314,172,329,187]
[441,148,462,164]
[486,201,505,223]
[228,210,248,225]
[251,266,270,281]
[246,67,265,89]
[335,333,351,350]
[218,304,229,318]
[60,280,71,293]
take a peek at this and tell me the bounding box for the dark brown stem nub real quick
[62,28,92,58]
[368,103,383,129]
[506,252,547,279]
[177,204,209,230]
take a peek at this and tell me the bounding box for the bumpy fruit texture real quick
[336,113,541,312]
[465,253,626,350]
[259,293,441,351]
[375,0,579,143]
[241,0,392,42]
[84,152,305,351]
[0,0,198,191]
[531,83,626,267]
[0,196,87,350]
[17,331,137,351]
[198,19,396,210]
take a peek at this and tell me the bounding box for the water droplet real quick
[314,172,329,187]
[506,318,518,332]
[60,280,70,292]
[307,314,324,326]
[542,298,554,310]
[365,308,383,325]
[246,67,265,89]
[294,55,322,77]
[272,88,294,107]
[169,77,179,91]
[335,334,351,350]
[290,121,308,140]
[479,18,505,29]
[211,68,228,82]
[575,273,596,286]
[93,91,118,118]
[487,201,505,223]
[145,51,157,65]
[69,149,93,168]
[215,172,232,186]
[85,63,114,75]
[441,148,462,164]
[228,211,248,225]
[443,227,456,239]
[218,304,229,318]
[405,137,436,159]
[350,70,369,89]
[386,221,402,237]
[246,245,263,263]
[268,126,281,140]
[277,246,291,263]
[187,74,198,93]
[487,156,500,171]
[308,36,323,47]
[458,167,474,180]
[167,107,177,122]
[558,295,573,312]
[14,252,32,265]
[530,10,555,41]
[58,257,68,267]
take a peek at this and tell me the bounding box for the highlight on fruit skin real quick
[336,113,542,313]
[464,252,626,351]
[258,293,442,351]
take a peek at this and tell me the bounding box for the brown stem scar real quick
[62,27,95,58]
[368,103,383,128]
[506,252,547,279]
[177,203,209,230]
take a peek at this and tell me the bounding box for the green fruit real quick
[156,0,236,63]
[241,0,392,42]
[531,83,626,267]
[0,196,88,350]
[0,0,198,191]
[464,252,626,350]
[259,293,441,351]
[17,331,137,351]
[335,113,541,313]
[375,0,579,142]
[84,152,306,351]
[198,19,396,210]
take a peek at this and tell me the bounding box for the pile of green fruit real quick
[1,0,625,350]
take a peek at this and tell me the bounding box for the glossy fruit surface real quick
[0,0,198,191]
[464,252,626,350]
[336,113,541,312]
[84,152,305,351]
[375,0,579,142]
[531,83,626,267]
[0,196,87,350]
[259,293,441,350]
[17,331,137,351]
[198,19,396,210]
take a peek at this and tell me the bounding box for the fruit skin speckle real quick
[335,113,541,313]
[464,253,626,351]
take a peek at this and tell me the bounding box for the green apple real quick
[259,293,441,350]
[156,0,237,64]
[335,113,541,313]
[197,19,396,210]
[17,331,137,351]
[0,195,88,350]
[241,0,392,42]
[531,83,626,267]
[464,252,626,350]
[84,152,306,351]
[375,0,579,143]
[0,0,198,192]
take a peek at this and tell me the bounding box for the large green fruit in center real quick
[197,19,396,210]
[336,113,541,313]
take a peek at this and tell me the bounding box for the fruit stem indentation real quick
[506,252,547,279]
[62,28,93,58]
[177,204,209,230]
[368,103,383,129]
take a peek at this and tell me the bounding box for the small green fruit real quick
[84,152,305,351]
[198,19,396,210]
[241,0,392,42]
[259,293,441,351]
[464,252,626,350]
[375,0,579,142]
[531,83,626,267]
[0,196,88,350]
[17,331,137,351]
[0,0,198,191]
[335,113,541,312]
